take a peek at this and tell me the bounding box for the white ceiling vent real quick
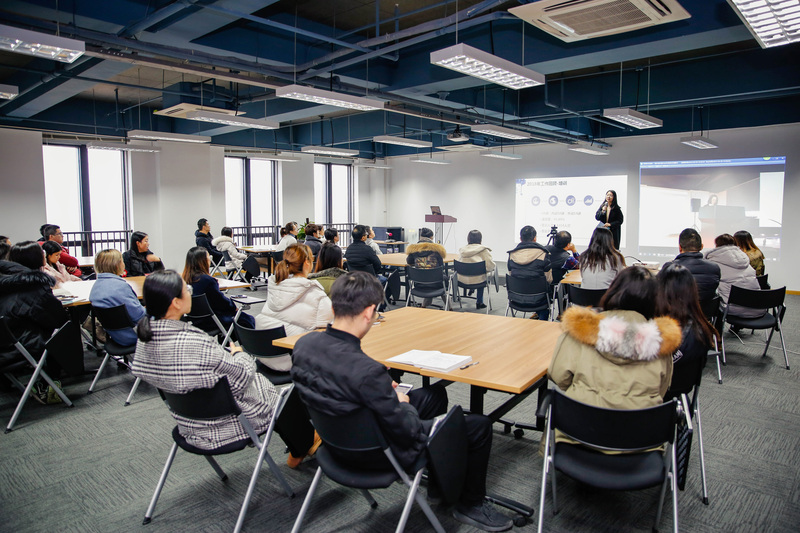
[509,0,691,43]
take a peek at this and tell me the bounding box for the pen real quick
[460,361,480,370]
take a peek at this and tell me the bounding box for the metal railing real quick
[229,223,356,247]
[62,230,132,257]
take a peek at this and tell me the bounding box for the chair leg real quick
[537,457,550,533]
[397,469,443,533]
[143,443,179,525]
[777,325,789,370]
[88,352,112,393]
[654,453,670,530]
[360,489,378,509]
[125,377,142,406]
[715,352,723,384]
[671,446,679,533]
[5,354,48,433]
[290,466,323,533]
[262,453,294,497]
[720,335,727,365]
[762,328,776,358]
[234,438,293,533]
[413,491,445,533]
[695,401,709,505]
[204,456,228,481]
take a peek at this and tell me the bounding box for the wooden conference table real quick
[275,306,563,421]
[59,276,250,306]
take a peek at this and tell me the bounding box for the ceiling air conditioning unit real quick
[509,0,691,43]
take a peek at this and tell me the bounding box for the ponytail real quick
[136,315,153,342]
[137,270,184,342]
[275,244,313,283]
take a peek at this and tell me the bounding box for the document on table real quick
[387,350,472,373]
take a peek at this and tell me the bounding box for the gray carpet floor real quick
[1,282,798,533]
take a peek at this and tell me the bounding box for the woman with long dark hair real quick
[123,231,163,277]
[595,189,624,249]
[181,246,255,333]
[733,230,765,276]
[308,241,347,296]
[41,240,80,285]
[656,264,718,397]
[131,270,320,466]
[579,227,626,289]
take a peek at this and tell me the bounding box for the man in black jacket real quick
[291,272,513,532]
[507,225,552,320]
[662,228,720,301]
[195,218,224,263]
[344,225,382,276]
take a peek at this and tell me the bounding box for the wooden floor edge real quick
[788,290,800,295]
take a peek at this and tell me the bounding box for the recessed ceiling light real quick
[372,135,432,148]
[0,24,85,63]
[430,43,545,90]
[480,150,523,160]
[127,130,212,143]
[301,145,360,157]
[680,136,719,149]
[602,108,663,129]
[471,124,532,140]
[185,110,280,130]
[276,84,384,111]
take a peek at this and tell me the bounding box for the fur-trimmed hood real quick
[210,235,234,246]
[308,267,347,280]
[406,240,447,257]
[560,307,681,363]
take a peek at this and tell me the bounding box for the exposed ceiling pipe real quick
[337,0,454,40]
[544,79,626,130]
[0,56,95,111]
[117,0,202,37]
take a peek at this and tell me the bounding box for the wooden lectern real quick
[425,214,457,244]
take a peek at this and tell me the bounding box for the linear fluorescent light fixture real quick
[252,153,301,162]
[680,136,719,149]
[0,24,85,63]
[276,84,384,111]
[301,145,360,157]
[602,108,663,129]
[568,142,609,156]
[727,0,800,48]
[88,142,161,153]
[480,150,523,160]
[372,135,432,148]
[411,157,452,165]
[430,43,545,90]
[127,129,212,143]
[356,160,393,169]
[471,124,532,140]
[0,83,18,99]
[185,110,280,130]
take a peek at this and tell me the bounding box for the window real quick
[315,162,354,224]
[224,156,280,228]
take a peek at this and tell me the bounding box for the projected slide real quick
[639,157,785,260]
[514,175,628,247]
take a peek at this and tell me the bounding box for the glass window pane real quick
[314,163,327,223]
[224,157,245,227]
[42,145,82,232]
[331,164,351,223]
[249,159,274,227]
[88,149,125,230]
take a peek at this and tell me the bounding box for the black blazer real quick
[595,204,624,249]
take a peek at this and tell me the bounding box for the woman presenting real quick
[595,189,623,249]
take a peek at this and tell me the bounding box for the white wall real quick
[281,154,316,226]
[0,129,46,241]
[386,123,800,290]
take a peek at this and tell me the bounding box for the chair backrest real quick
[271,250,284,264]
[566,285,606,308]
[306,405,388,457]
[222,249,233,263]
[453,260,486,277]
[187,293,215,319]
[756,274,770,290]
[550,389,678,451]
[699,296,721,324]
[242,255,261,277]
[160,376,241,420]
[407,266,445,284]
[234,323,288,358]
[506,274,549,306]
[91,304,136,330]
[728,285,785,311]
[44,320,85,375]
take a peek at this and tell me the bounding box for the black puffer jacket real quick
[0,267,67,365]
[345,240,382,276]
[662,252,721,302]
[195,230,223,262]
[292,326,428,470]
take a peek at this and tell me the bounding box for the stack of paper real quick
[387,350,472,373]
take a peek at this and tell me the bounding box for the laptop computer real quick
[430,206,442,215]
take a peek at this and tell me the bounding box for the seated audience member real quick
[0,239,25,278]
[89,249,145,348]
[656,264,718,398]
[308,242,348,296]
[195,218,224,264]
[705,234,765,319]
[661,228,720,302]
[291,272,514,531]
[37,225,50,244]
[549,266,680,422]
[545,230,580,285]
[131,270,320,468]
[211,227,250,279]
[42,224,82,277]
[324,227,339,245]
[182,246,256,333]
[507,225,552,320]
[255,244,333,371]
[0,235,10,248]
[0,237,14,264]
[303,224,324,257]
[734,230,765,276]
[0,241,69,392]
[123,231,163,277]
[41,240,81,286]
[275,222,299,252]
[579,227,625,290]
[345,225,383,276]
[364,225,383,255]
[407,227,446,269]
[457,230,495,310]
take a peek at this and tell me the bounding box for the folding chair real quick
[185,293,229,344]
[222,250,248,283]
[142,379,295,533]
[565,284,606,309]
[538,389,688,533]
[291,405,445,533]
[209,255,225,277]
[88,304,143,406]
[0,318,74,433]
[451,260,491,313]
[505,274,550,319]
[406,266,450,311]
[756,274,770,290]
[233,323,292,386]
[720,286,788,370]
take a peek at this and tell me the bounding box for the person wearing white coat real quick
[255,244,333,371]
[212,227,249,273]
[705,234,765,319]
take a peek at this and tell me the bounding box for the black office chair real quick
[88,304,143,406]
[290,405,445,533]
[538,389,687,533]
[406,266,450,310]
[505,274,550,319]
[0,318,74,433]
[143,378,295,533]
[565,285,606,309]
[720,286,788,370]
[451,260,491,313]
[185,293,228,343]
[233,323,292,386]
